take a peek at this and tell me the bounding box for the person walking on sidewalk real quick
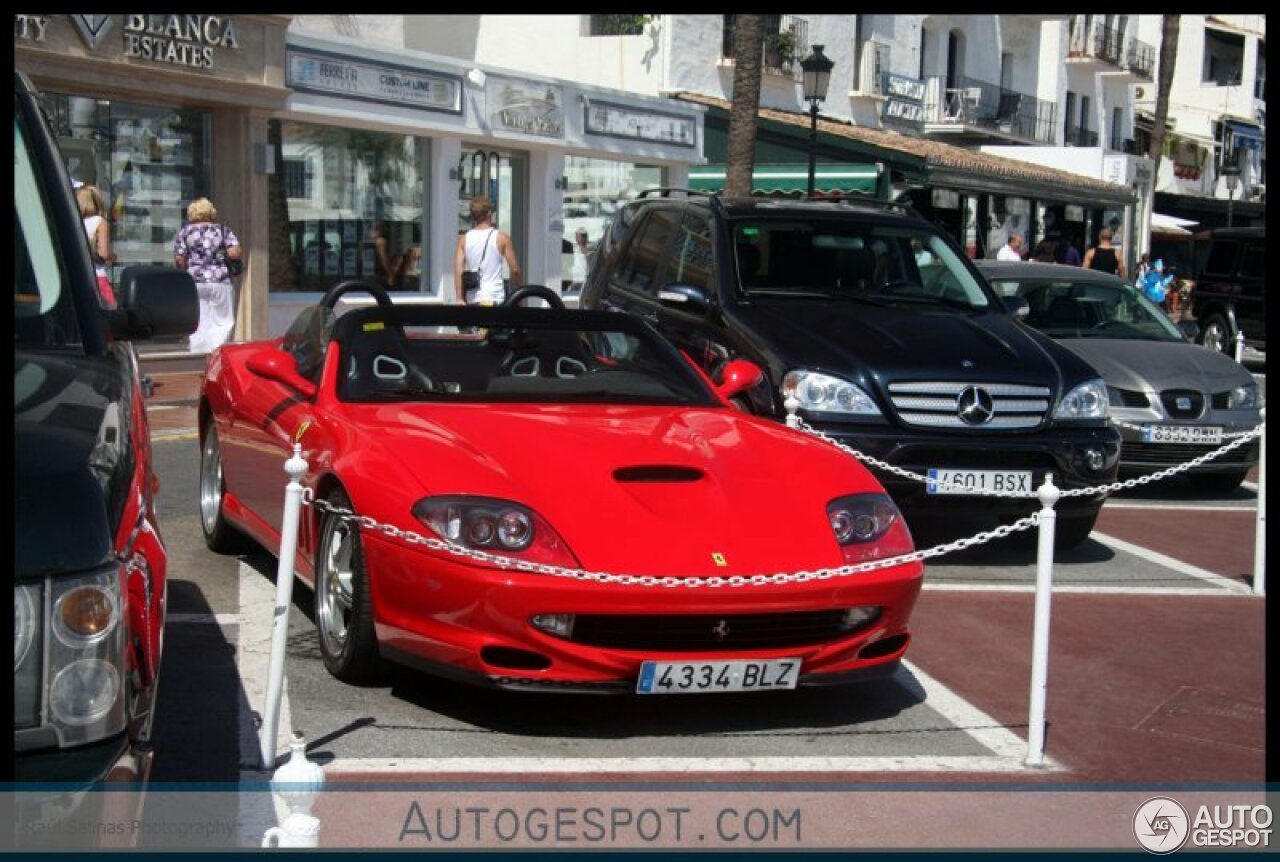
[77,183,117,307]
[454,196,521,305]
[1083,227,1124,280]
[173,197,242,354]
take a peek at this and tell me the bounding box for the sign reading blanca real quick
[122,15,239,70]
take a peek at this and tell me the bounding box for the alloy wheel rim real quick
[1205,322,1225,352]
[318,519,354,655]
[199,430,222,535]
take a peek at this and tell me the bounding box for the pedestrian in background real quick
[77,184,116,307]
[568,227,592,293]
[1083,227,1125,279]
[1031,238,1058,263]
[173,196,241,354]
[455,196,521,305]
[1054,237,1083,266]
[996,232,1025,261]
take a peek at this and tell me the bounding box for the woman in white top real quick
[454,196,521,305]
[76,184,116,307]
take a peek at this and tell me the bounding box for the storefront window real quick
[455,148,526,289]
[269,120,426,295]
[37,92,212,279]
[560,156,661,291]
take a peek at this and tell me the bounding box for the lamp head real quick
[801,44,834,104]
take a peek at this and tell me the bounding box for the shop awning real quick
[1225,119,1265,151]
[689,163,880,195]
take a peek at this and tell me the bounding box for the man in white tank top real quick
[454,196,522,305]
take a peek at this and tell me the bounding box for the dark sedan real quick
[977,261,1262,491]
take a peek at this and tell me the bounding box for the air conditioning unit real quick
[856,41,889,96]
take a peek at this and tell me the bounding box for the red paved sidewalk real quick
[144,369,202,437]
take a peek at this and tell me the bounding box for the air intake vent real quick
[613,465,705,483]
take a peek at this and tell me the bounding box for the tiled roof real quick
[673,91,1133,200]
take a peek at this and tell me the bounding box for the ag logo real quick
[1134,797,1190,854]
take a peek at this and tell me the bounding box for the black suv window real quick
[1202,240,1239,276]
[1238,241,1263,279]
[668,212,713,294]
[613,207,678,295]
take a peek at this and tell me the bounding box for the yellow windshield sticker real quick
[363,321,386,332]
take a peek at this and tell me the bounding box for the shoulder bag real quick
[461,229,494,294]
[220,225,243,277]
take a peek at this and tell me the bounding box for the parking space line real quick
[168,612,248,625]
[236,561,295,765]
[1090,531,1254,594]
[923,583,1249,596]
[1103,502,1257,512]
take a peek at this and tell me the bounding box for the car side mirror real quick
[657,282,710,314]
[107,265,199,340]
[247,347,317,399]
[1002,295,1030,319]
[1177,319,1200,341]
[716,358,764,401]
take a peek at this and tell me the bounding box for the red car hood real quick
[348,403,877,576]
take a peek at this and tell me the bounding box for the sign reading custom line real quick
[286,47,463,114]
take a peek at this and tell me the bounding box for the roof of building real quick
[672,91,1133,202]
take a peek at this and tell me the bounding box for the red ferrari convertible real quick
[199,282,923,694]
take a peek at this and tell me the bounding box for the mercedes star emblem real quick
[956,386,995,425]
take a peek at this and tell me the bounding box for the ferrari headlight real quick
[414,496,538,553]
[826,493,915,565]
[1228,383,1261,409]
[1054,378,1109,421]
[782,369,882,417]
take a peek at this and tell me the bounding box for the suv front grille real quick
[568,610,860,651]
[888,382,1050,430]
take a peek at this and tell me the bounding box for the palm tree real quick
[725,15,766,198]
[1147,15,1180,184]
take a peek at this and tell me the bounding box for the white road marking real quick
[923,583,1248,596]
[167,612,248,625]
[1103,502,1256,512]
[1090,531,1254,594]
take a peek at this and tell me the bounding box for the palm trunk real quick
[725,15,766,198]
[1147,15,1180,184]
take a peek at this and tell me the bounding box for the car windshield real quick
[335,307,719,406]
[731,218,991,310]
[14,106,81,351]
[988,277,1186,342]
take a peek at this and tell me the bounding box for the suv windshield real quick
[14,106,81,351]
[731,218,991,310]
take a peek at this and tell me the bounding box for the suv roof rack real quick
[635,187,725,215]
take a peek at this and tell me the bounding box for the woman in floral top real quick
[173,197,242,354]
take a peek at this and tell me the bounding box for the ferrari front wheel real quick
[200,420,250,553]
[315,488,381,681]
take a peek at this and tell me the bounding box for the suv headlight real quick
[1054,378,1109,421]
[783,370,883,418]
[1228,383,1261,409]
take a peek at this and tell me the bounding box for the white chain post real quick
[1234,329,1246,363]
[262,731,325,848]
[1254,407,1266,596]
[261,444,309,771]
[784,394,801,428]
[1026,472,1060,768]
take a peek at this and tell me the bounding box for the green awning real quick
[689,163,881,195]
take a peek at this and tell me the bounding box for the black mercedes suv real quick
[581,190,1120,547]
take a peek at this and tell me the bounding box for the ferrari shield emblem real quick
[294,419,312,445]
[711,552,727,567]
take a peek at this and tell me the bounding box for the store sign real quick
[585,100,696,148]
[883,73,926,125]
[932,188,960,209]
[287,48,463,114]
[1065,205,1085,222]
[487,78,565,138]
[16,14,240,70]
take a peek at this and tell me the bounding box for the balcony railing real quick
[921,74,1058,144]
[1065,126,1099,147]
[721,15,808,82]
[1067,16,1155,79]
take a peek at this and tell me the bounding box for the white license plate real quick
[926,468,1032,495]
[636,658,801,694]
[1140,425,1223,445]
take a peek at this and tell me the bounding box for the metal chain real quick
[305,497,1039,587]
[794,418,1264,499]
[1112,418,1259,439]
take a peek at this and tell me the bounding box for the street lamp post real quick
[800,44,834,199]
[1222,162,1240,227]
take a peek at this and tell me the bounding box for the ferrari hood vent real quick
[613,465,705,483]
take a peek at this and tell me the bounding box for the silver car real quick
[977,261,1262,492]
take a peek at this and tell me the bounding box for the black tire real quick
[199,420,252,554]
[1199,312,1232,355]
[314,488,382,682]
[1188,469,1249,493]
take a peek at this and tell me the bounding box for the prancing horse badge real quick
[711,552,727,567]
